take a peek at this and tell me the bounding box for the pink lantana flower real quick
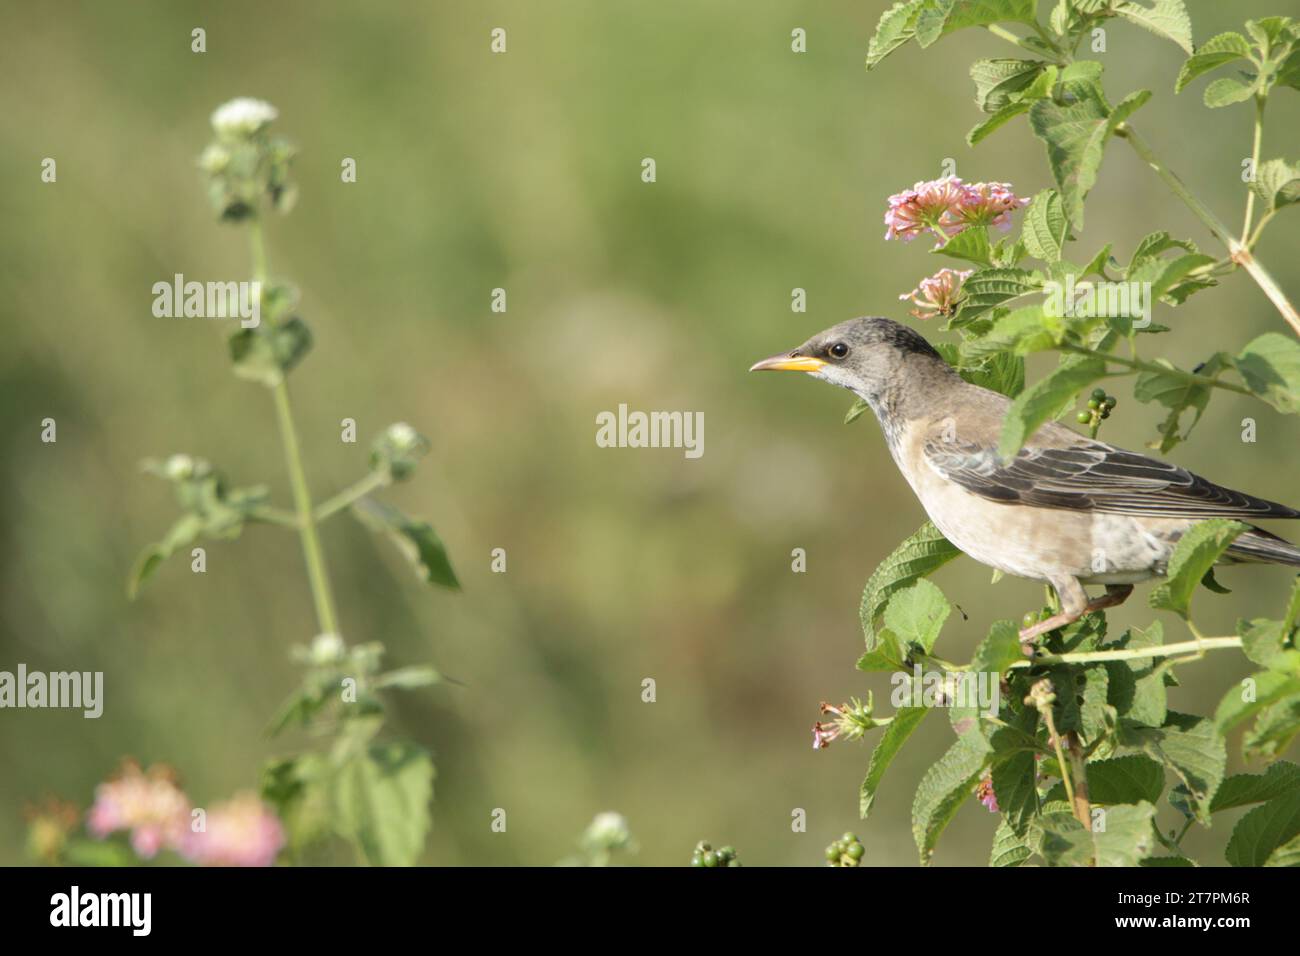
[954,181,1029,231]
[883,176,969,242]
[86,760,191,859]
[899,267,974,320]
[977,774,999,813]
[884,177,1027,245]
[181,792,285,867]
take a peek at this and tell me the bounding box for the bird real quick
[750,316,1300,642]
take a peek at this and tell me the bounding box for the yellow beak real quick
[748,353,827,373]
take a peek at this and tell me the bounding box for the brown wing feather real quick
[924,437,1300,520]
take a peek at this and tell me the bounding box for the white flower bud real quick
[210,97,278,139]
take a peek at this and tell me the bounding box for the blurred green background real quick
[2,0,1299,866]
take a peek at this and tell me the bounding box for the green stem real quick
[986,23,1040,56]
[1116,122,1300,339]
[1059,344,1255,397]
[248,218,342,637]
[1008,635,1242,669]
[1242,95,1266,244]
[315,471,389,523]
[249,505,300,528]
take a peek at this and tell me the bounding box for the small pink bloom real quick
[883,176,969,243]
[181,792,285,867]
[899,268,974,320]
[85,760,191,859]
[977,775,999,813]
[955,181,1029,231]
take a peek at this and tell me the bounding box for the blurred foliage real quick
[2,0,1299,866]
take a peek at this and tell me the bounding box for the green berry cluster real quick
[1075,388,1117,427]
[691,841,741,867]
[825,831,865,867]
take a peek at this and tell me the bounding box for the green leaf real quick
[228,318,313,387]
[128,513,205,598]
[882,579,951,654]
[1133,356,1225,453]
[998,354,1108,460]
[261,754,334,854]
[352,498,460,589]
[333,741,435,866]
[934,224,992,266]
[1047,755,1165,805]
[1234,332,1300,414]
[971,619,1025,677]
[866,0,926,70]
[1238,616,1300,671]
[954,268,1043,323]
[1244,696,1300,760]
[1225,791,1300,866]
[971,58,1045,112]
[1211,762,1300,813]
[1028,66,1149,229]
[1176,32,1253,93]
[1114,1,1194,55]
[962,305,1060,361]
[1035,801,1158,866]
[1107,622,1168,727]
[860,707,929,818]
[1215,670,1300,734]
[1148,519,1248,618]
[1266,832,1300,866]
[912,730,991,864]
[1203,75,1258,109]
[990,818,1033,866]
[1021,189,1070,262]
[859,521,961,654]
[844,398,870,424]
[915,0,1038,49]
[1251,158,1300,215]
[1122,712,1226,823]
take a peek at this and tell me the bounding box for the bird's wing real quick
[922,433,1300,519]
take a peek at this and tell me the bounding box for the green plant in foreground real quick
[127,98,459,866]
[690,840,742,867]
[828,2,1300,867]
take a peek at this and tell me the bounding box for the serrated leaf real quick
[1148,519,1248,618]
[971,58,1045,112]
[954,268,1043,323]
[860,707,929,819]
[1122,712,1225,823]
[351,498,460,589]
[1035,801,1158,866]
[333,741,435,866]
[971,619,1025,677]
[998,354,1108,460]
[912,731,992,864]
[1226,791,1300,866]
[1021,189,1070,262]
[990,818,1032,866]
[1204,75,1258,108]
[1115,0,1193,54]
[1047,755,1166,805]
[859,521,961,653]
[1211,762,1300,813]
[1234,332,1300,414]
[1107,622,1168,727]
[866,0,926,70]
[882,579,951,655]
[1176,32,1253,93]
[1251,158,1300,215]
[1215,670,1300,734]
[934,224,992,266]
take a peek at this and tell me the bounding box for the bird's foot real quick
[1017,584,1135,652]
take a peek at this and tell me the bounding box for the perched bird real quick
[751,317,1300,642]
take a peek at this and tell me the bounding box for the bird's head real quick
[749,317,948,405]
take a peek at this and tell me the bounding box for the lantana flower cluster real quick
[86,760,285,867]
[884,176,1027,244]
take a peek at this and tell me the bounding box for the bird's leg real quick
[1019,581,1133,644]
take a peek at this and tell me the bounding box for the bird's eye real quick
[829,342,850,359]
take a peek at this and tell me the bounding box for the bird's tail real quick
[1227,527,1300,567]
